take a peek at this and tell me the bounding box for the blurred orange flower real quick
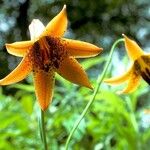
[104,34,150,94]
[0,5,102,110]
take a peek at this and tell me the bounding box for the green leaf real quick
[81,57,105,70]
[8,84,34,92]
[21,94,34,114]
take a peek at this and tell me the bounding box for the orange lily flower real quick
[0,5,102,110]
[104,34,150,94]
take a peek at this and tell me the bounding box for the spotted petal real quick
[56,57,92,89]
[33,70,55,111]
[29,19,45,41]
[134,55,150,85]
[63,38,102,58]
[41,5,67,37]
[0,56,32,85]
[5,41,33,57]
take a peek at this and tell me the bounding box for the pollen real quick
[28,36,68,72]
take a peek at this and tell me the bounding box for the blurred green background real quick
[0,0,150,149]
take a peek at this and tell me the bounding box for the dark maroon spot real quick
[141,71,150,85]
[142,55,150,65]
[134,60,141,73]
[53,61,59,68]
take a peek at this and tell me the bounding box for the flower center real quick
[134,55,150,85]
[28,36,68,72]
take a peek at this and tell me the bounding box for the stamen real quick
[45,36,68,69]
[28,36,68,72]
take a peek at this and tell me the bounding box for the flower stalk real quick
[65,38,124,150]
[39,109,48,150]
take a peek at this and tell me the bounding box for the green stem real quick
[65,38,124,150]
[126,98,139,133]
[39,109,48,150]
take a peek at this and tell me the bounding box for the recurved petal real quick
[29,19,45,40]
[41,5,67,37]
[104,67,133,85]
[123,34,144,61]
[117,72,141,94]
[62,38,102,58]
[56,57,92,89]
[5,41,33,57]
[0,56,32,85]
[33,70,55,111]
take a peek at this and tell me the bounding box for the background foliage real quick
[0,0,150,149]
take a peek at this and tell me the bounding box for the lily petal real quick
[62,38,102,58]
[29,19,45,41]
[5,41,33,57]
[122,34,144,61]
[41,5,67,37]
[117,72,141,94]
[56,57,92,89]
[33,70,55,111]
[0,56,32,85]
[104,67,133,85]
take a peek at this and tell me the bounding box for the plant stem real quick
[40,109,48,150]
[65,38,124,150]
[126,97,139,133]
